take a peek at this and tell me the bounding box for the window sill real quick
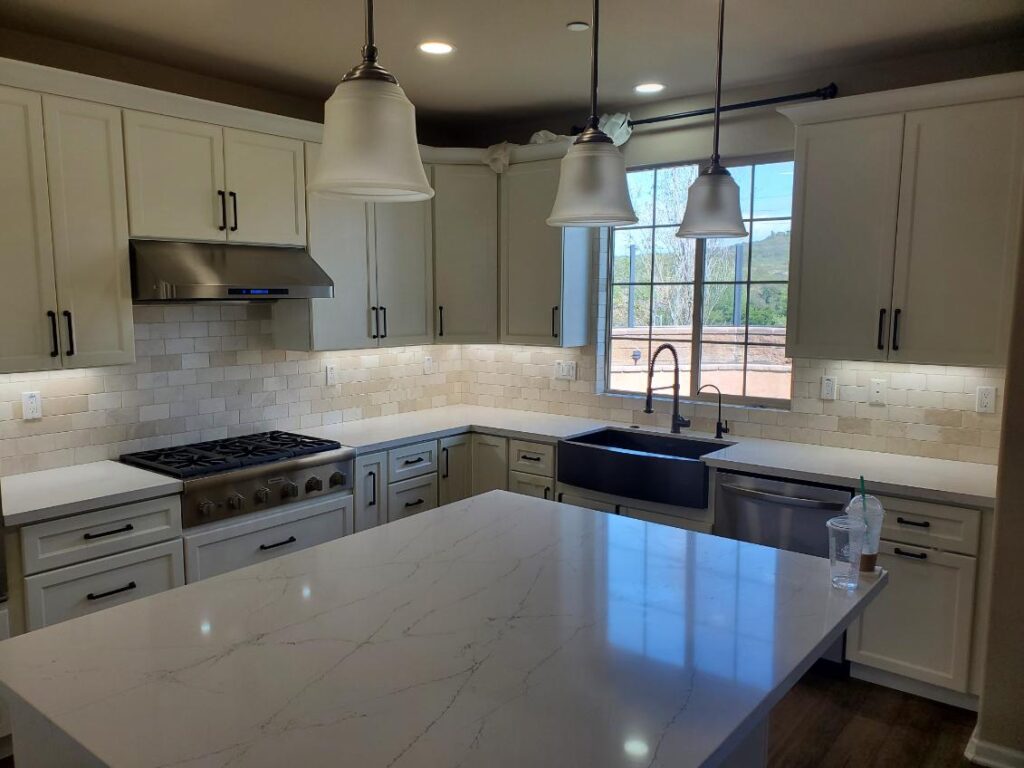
[600,389,791,414]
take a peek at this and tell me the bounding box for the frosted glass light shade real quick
[547,141,637,227]
[676,166,747,238]
[310,79,434,202]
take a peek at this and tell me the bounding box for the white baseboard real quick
[849,663,978,710]
[966,726,1024,768]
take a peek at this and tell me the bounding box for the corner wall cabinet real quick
[784,87,1024,366]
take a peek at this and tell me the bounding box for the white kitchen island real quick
[0,491,885,768]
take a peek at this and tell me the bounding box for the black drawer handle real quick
[438,305,444,337]
[404,498,424,508]
[896,516,931,528]
[367,470,377,506]
[259,535,297,551]
[892,308,902,351]
[403,456,425,466]
[217,190,227,231]
[83,523,134,540]
[894,547,927,560]
[557,492,564,502]
[47,310,59,357]
[229,191,239,231]
[543,486,550,500]
[520,454,542,462]
[87,581,137,601]
[551,306,559,338]
[876,307,887,351]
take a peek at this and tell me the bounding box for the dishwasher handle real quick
[719,483,848,511]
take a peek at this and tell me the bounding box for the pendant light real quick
[309,0,433,202]
[676,0,746,238]
[547,0,637,227]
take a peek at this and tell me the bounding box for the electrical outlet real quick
[976,385,996,414]
[820,375,837,401]
[325,362,338,387]
[553,361,563,380]
[21,391,42,420]
[869,378,887,406]
[423,356,434,374]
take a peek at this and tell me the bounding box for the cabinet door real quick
[501,160,565,344]
[44,97,134,368]
[439,434,472,505]
[274,143,376,351]
[224,128,306,246]
[471,434,508,495]
[354,452,388,532]
[123,111,226,241]
[622,507,713,533]
[509,470,553,501]
[889,99,1024,366]
[0,85,60,373]
[847,541,976,692]
[786,115,904,361]
[433,164,498,342]
[556,487,617,514]
[373,187,435,347]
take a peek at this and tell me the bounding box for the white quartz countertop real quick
[0,461,182,528]
[0,491,884,768]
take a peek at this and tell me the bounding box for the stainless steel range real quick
[121,431,355,528]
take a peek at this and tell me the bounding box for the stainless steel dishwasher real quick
[714,470,853,662]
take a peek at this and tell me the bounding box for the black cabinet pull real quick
[894,547,927,560]
[83,523,134,540]
[520,454,542,462]
[381,306,388,338]
[438,305,444,337]
[259,535,296,551]
[229,191,239,231]
[217,190,227,231]
[896,516,931,528]
[404,498,424,508]
[62,310,75,356]
[543,487,550,500]
[87,581,137,601]
[403,456,425,466]
[46,310,59,357]
[371,306,379,339]
[551,306,559,338]
[876,308,887,351]
[557,492,564,502]
[367,470,377,506]
[892,308,902,351]
[442,447,449,478]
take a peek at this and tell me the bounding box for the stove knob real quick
[254,487,271,504]
[329,472,346,488]
[281,482,299,499]
[227,493,245,511]
[305,476,323,494]
[197,499,216,517]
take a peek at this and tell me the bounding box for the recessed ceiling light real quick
[566,20,590,31]
[419,41,454,55]
[634,82,666,94]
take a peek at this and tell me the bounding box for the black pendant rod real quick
[710,0,726,164]
[588,0,600,127]
[365,0,374,49]
[627,83,838,128]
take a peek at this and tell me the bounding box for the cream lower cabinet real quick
[388,474,439,521]
[354,452,388,532]
[439,435,472,505]
[509,470,553,500]
[471,434,508,495]
[622,507,713,533]
[0,87,133,373]
[555,484,618,514]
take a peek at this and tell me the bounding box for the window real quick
[607,157,794,405]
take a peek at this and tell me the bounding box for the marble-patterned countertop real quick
[0,491,885,768]
[0,461,182,528]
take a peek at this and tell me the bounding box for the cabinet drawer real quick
[388,440,439,482]
[21,495,182,575]
[509,470,553,500]
[24,539,184,631]
[183,495,351,582]
[876,495,981,555]
[509,440,554,477]
[388,474,438,521]
[622,507,714,533]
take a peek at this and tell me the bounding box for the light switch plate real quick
[21,391,42,420]
[423,356,434,374]
[869,378,887,406]
[976,386,996,414]
[820,375,838,401]
[325,363,338,387]
[554,361,577,381]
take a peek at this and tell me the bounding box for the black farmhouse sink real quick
[557,428,729,509]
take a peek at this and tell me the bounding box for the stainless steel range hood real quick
[130,240,334,301]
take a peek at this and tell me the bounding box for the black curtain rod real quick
[627,82,838,127]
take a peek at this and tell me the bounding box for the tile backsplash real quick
[0,304,1004,477]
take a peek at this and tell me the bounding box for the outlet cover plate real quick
[21,391,42,420]
[820,375,838,401]
[869,378,887,406]
[325,363,338,387]
[423,356,434,374]
[976,386,996,414]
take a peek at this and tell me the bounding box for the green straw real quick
[859,475,868,513]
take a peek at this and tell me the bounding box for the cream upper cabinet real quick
[123,111,226,241]
[44,96,134,368]
[889,99,1024,366]
[0,85,60,373]
[223,128,306,246]
[786,114,904,361]
[439,434,472,505]
[500,159,591,347]
[124,112,306,246]
[433,164,498,343]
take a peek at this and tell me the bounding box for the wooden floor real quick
[0,667,976,767]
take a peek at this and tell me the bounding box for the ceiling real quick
[1,0,1023,118]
